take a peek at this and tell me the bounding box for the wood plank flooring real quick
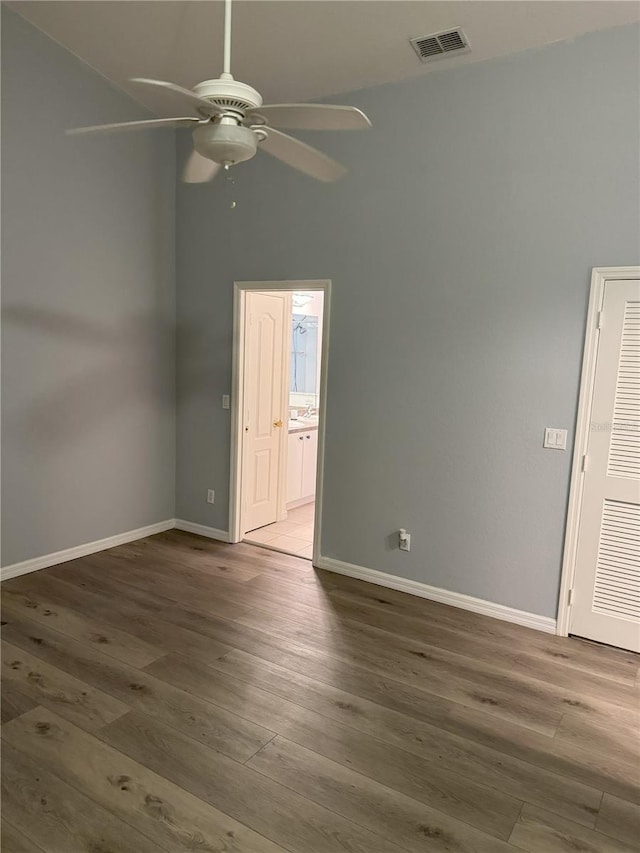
[2,530,639,853]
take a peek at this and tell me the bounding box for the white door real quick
[242,292,288,533]
[571,278,640,652]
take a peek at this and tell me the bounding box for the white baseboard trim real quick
[1,522,554,634]
[315,555,557,635]
[1,519,176,582]
[174,519,230,543]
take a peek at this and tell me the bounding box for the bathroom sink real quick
[289,417,318,429]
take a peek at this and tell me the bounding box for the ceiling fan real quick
[68,0,372,183]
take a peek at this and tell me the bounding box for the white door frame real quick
[557,266,640,637]
[229,279,331,565]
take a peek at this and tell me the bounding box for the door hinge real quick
[581,454,588,473]
[597,311,603,330]
[568,588,575,606]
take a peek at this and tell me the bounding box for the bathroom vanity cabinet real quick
[286,427,318,506]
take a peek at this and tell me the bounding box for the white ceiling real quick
[9,1,640,113]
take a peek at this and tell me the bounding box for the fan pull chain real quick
[224,163,237,209]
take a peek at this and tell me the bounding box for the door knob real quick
[273,419,283,428]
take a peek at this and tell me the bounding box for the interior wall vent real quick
[410,28,470,63]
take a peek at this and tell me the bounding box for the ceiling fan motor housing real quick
[193,122,257,165]
[193,77,263,113]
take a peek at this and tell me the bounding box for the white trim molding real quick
[174,519,230,543]
[316,555,557,634]
[0,519,175,582]
[557,266,640,637]
[1,515,555,634]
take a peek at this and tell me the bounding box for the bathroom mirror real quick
[288,291,324,412]
[290,313,319,395]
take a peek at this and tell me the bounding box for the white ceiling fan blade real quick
[183,150,222,184]
[67,117,202,136]
[130,78,224,118]
[257,128,347,182]
[248,104,371,131]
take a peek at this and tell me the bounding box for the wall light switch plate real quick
[222,395,230,410]
[544,428,567,450]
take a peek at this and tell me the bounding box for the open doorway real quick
[229,280,330,562]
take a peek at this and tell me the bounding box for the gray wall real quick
[1,8,176,565]
[176,23,640,618]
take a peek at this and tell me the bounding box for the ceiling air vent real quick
[410,28,470,63]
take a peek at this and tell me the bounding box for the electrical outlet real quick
[207,489,215,504]
[222,395,230,410]
[399,528,411,552]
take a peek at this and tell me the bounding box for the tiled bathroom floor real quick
[244,502,315,559]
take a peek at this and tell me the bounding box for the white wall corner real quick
[0,519,176,582]
[314,555,557,635]
[174,519,230,543]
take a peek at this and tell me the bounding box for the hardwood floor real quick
[1,530,639,852]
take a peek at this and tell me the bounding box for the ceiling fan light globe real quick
[193,123,257,166]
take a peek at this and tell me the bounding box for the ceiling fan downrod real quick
[222,0,233,79]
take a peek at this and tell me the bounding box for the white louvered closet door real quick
[571,278,640,652]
